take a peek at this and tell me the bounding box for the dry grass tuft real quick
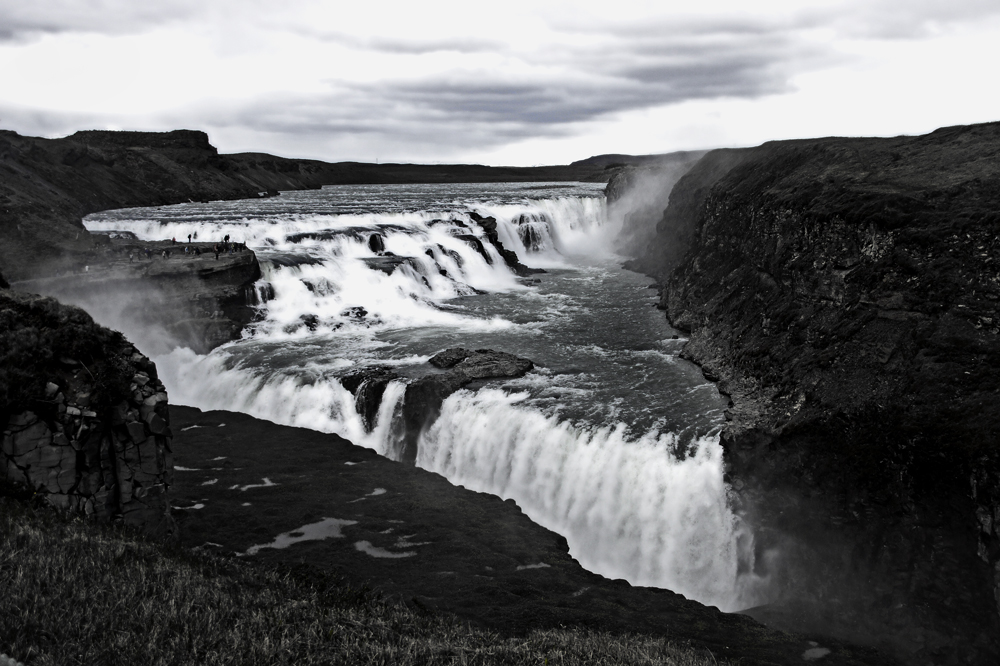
[0,497,727,666]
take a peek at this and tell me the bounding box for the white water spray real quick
[418,389,765,611]
[157,348,407,457]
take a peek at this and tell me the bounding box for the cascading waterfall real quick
[418,389,763,611]
[85,182,766,614]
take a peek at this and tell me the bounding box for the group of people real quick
[212,235,248,259]
[125,234,248,263]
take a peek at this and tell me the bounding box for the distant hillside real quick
[570,150,707,170]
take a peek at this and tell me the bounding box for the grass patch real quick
[0,496,727,666]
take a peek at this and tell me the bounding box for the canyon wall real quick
[630,122,1000,665]
[1,290,175,539]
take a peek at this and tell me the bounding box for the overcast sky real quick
[1,0,998,165]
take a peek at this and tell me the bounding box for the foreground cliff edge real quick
[617,121,1000,665]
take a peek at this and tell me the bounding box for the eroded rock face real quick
[0,290,175,539]
[627,121,1000,665]
[9,238,261,354]
[400,348,534,464]
[337,349,534,465]
[340,367,401,433]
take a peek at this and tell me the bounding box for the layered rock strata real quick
[628,122,1000,665]
[1,290,175,538]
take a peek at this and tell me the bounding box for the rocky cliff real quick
[1,290,175,539]
[627,122,1000,665]
[12,239,261,354]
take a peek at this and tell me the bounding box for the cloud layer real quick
[1,0,998,163]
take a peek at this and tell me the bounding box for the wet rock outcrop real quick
[340,349,534,465]
[340,367,400,433]
[401,348,533,463]
[468,211,545,276]
[0,290,175,539]
[628,122,1000,665]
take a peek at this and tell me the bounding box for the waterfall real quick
[86,183,764,612]
[418,389,766,612]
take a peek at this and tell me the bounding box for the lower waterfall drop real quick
[417,388,768,612]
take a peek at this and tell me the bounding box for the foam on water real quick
[86,190,609,339]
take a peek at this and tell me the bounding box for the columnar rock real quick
[1,290,175,539]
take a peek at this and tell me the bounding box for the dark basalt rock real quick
[400,348,534,464]
[517,222,545,252]
[340,367,401,432]
[435,244,464,268]
[337,349,533,447]
[1,291,176,539]
[10,239,262,354]
[246,282,275,306]
[362,255,422,276]
[298,313,319,332]
[265,254,324,268]
[625,121,1000,665]
[455,234,493,265]
[428,217,467,228]
[368,233,386,254]
[340,306,368,320]
[468,211,545,276]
